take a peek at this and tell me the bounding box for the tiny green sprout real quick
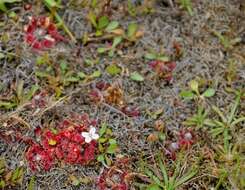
[97,123,118,166]
[35,63,83,97]
[105,21,119,32]
[144,51,169,62]
[0,80,39,109]
[213,31,241,50]
[183,106,209,129]
[213,142,244,190]
[0,162,24,189]
[106,64,122,76]
[87,12,111,36]
[97,36,123,57]
[179,0,193,16]
[180,79,216,101]
[43,0,76,42]
[130,71,144,82]
[0,0,22,12]
[127,0,137,17]
[139,153,197,190]
[205,91,245,153]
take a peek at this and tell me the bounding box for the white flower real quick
[81,126,99,143]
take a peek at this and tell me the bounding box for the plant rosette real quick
[178,129,195,149]
[149,60,176,82]
[97,168,129,190]
[24,16,66,50]
[26,115,99,171]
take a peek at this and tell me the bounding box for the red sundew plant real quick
[97,169,129,190]
[164,129,195,160]
[149,60,176,82]
[26,143,53,171]
[178,129,195,149]
[121,106,140,117]
[24,16,66,50]
[30,91,48,109]
[25,114,99,171]
[95,81,111,91]
[97,158,131,190]
[90,81,141,117]
[165,142,180,160]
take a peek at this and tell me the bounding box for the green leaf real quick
[106,64,121,76]
[127,0,136,16]
[203,119,216,127]
[0,101,16,109]
[212,106,227,123]
[210,127,224,137]
[130,72,144,82]
[69,175,80,186]
[202,88,215,97]
[179,90,194,99]
[11,167,23,183]
[180,0,193,16]
[157,155,169,185]
[97,154,105,162]
[99,123,107,136]
[8,11,16,18]
[95,30,103,37]
[105,154,112,166]
[158,56,170,62]
[109,139,117,144]
[228,94,241,124]
[158,132,165,141]
[91,0,97,8]
[174,168,197,188]
[60,60,68,73]
[0,52,5,59]
[0,0,22,12]
[16,80,24,99]
[97,47,109,53]
[231,117,245,126]
[0,180,5,189]
[36,56,47,65]
[0,3,7,12]
[88,11,97,28]
[127,23,138,38]
[0,158,5,170]
[107,139,118,154]
[146,184,161,190]
[64,77,80,82]
[77,72,86,79]
[44,0,61,8]
[108,49,115,57]
[189,80,199,94]
[112,36,122,48]
[84,58,94,66]
[90,70,101,78]
[25,85,39,101]
[105,21,119,32]
[27,176,35,190]
[144,53,157,60]
[35,71,50,78]
[97,16,109,29]
[99,138,107,143]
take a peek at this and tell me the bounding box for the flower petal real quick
[89,126,96,134]
[91,133,99,140]
[81,132,89,138]
[85,136,92,143]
